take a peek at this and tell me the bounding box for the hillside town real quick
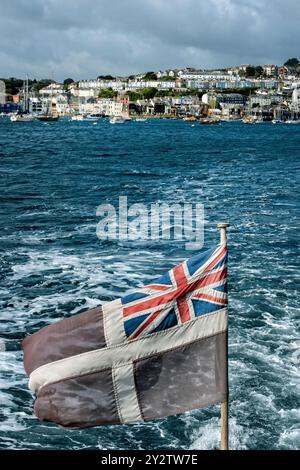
[1,59,300,122]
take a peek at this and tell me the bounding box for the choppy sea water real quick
[0,117,299,450]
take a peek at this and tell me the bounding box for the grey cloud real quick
[0,0,299,80]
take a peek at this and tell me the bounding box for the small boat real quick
[135,117,147,122]
[110,116,125,124]
[285,119,300,124]
[183,116,197,122]
[37,114,59,122]
[71,114,84,121]
[10,113,35,122]
[72,114,99,121]
[272,119,284,124]
[85,114,99,121]
[199,118,220,125]
[242,116,257,124]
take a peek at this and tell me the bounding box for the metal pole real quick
[217,222,229,450]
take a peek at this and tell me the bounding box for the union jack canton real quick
[122,243,228,341]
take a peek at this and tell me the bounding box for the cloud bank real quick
[0,0,299,80]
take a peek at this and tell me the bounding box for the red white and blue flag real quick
[23,243,229,429]
[122,244,227,340]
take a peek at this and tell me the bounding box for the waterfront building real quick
[29,97,43,114]
[216,93,247,106]
[250,94,272,107]
[0,102,20,113]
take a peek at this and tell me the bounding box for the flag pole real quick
[218,222,229,451]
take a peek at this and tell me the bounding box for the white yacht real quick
[10,78,35,122]
[71,114,84,121]
[109,116,125,124]
[71,114,98,121]
[85,114,99,121]
[10,113,35,122]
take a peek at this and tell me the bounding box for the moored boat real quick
[199,117,220,125]
[109,116,125,124]
[37,114,59,122]
[285,119,300,124]
[10,113,35,122]
[71,114,99,121]
[10,77,35,122]
[183,116,197,122]
[242,116,257,124]
[71,114,84,121]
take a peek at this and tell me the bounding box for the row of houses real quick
[136,64,291,80]
[73,76,294,97]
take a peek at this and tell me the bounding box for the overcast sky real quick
[0,0,299,81]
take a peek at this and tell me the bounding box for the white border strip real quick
[102,299,127,346]
[29,308,227,394]
[112,361,143,423]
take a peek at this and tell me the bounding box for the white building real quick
[95,99,125,116]
[250,95,272,107]
[108,100,123,116]
[179,71,233,81]
[126,80,176,91]
[158,80,176,89]
[29,97,43,114]
[263,64,278,77]
[71,88,96,98]
[187,80,210,89]
[39,83,64,97]
[292,85,300,107]
[78,79,126,92]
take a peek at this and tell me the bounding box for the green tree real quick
[32,79,52,93]
[98,88,118,99]
[127,91,142,101]
[245,66,256,77]
[143,72,157,81]
[63,78,74,89]
[63,78,74,91]
[159,75,173,81]
[97,75,115,80]
[284,58,299,68]
[2,77,23,97]
[140,87,158,99]
[155,89,170,97]
[255,66,264,77]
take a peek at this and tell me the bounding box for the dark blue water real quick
[0,117,299,449]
